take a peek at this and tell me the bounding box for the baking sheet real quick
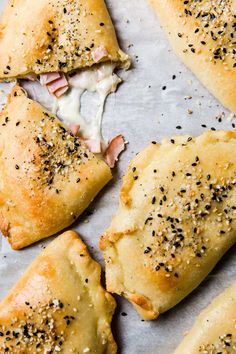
[0,1,236,353]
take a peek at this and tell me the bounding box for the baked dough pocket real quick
[0,0,130,159]
[0,231,117,354]
[174,280,236,354]
[100,131,236,320]
[0,0,130,80]
[149,0,236,113]
[0,86,112,250]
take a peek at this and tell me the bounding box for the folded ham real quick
[105,135,126,168]
[40,72,69,97]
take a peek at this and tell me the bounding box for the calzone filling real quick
[21,55,126,167]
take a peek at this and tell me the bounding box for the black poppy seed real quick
[145,217,153,225]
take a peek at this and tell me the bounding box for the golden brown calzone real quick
[0,86,112,249]
[0,0,130,80]
[0,231,117,353]
[101,131,236,320]
[174,281,236,354]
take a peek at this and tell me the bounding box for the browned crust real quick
[0,0,130,80]
[0,86,112,249]
[149,0,236,113]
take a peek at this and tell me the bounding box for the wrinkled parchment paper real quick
[0,1,236,353]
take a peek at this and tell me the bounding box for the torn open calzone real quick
[100,131,236,320]
[0,0,129,79]
[0,231,117,353]
[0,86,112,249]
[0,0,130,152]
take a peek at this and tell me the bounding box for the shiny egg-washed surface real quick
[1,0,236,353]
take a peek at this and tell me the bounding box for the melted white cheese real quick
[56,63,121,141]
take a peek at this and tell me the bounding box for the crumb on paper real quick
[215,112,225,122]
[227,112,236,122]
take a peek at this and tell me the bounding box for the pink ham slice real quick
[40,72,61,85]
[40,72,69,97]
[92,45,108,63]
[54,85,68,98]
[105,135,126,168]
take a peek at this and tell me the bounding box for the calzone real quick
[149,0,236,113]
[101,131,236,320]
[0,0,129,80]
[174,281,236,354]
[0,0,130,150]
[0,231,117,353]
[0,86,112,250]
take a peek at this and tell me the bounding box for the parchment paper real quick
[0,1,236,353]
